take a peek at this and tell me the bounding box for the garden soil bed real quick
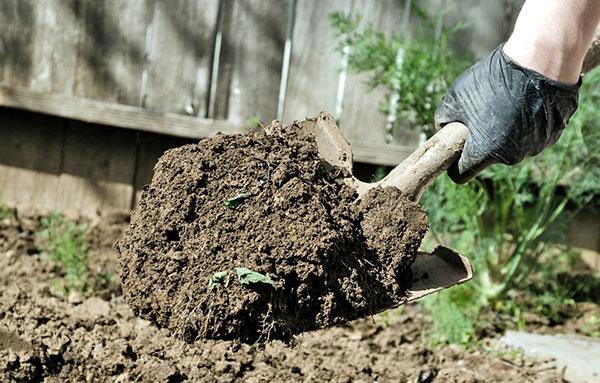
[0,206,586,382]
[116,119,427,343]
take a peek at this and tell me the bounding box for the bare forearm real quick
[504,0,600,83]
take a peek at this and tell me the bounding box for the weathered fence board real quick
[56,123,138,215]
[214,0,288,125]
[0,0,74,211]
[0,108,63,210]
[282,0,351,124]
[445,0,518,57]
[28,0,80,94]
[56,0,148,214]
[338,0,421,148]
[72,0,148,105]
[143,0,219,115]
[0,0,35,87]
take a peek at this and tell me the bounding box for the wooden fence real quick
[0,0,521,216]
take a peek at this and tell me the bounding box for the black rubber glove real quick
[435,44,580,183]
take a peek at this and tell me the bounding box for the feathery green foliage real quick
[329,7,471,137]
[37,213,90,296]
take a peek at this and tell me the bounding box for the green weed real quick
[37,212,90,296]
[208,271,227,290]
[0,193,13,220]
[330,2,600,345]
[235,267,276,288]
[581,315,600,338]
[374,307,404,327]
[420,70,600,343]
[329,6,471,137]
[249,116,262,129]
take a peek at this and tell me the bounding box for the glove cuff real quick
[498,43,582,93]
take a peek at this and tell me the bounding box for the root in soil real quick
[116,119,428,343]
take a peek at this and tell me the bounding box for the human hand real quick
[434,45,580,183]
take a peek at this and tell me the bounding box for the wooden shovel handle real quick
[377,122,468,201]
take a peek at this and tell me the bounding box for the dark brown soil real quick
[0,208,579,382]
[116,119,428,343]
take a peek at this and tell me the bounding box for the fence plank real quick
[0,85,243,137]
[0,84,412,166]
[213,0,288,125]
[444,0,514,57]
[55,123,138,215]
[338,0,420,150]
[0,0,78,211]
[71,0,148,105]
[143,0,219,115]
[55,0,148,215]
[28,0,80,93]
[0,0,35,87]
[0,108,63,211]
[282,0,351,124]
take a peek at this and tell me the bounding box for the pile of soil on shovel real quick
[116,116,428,343]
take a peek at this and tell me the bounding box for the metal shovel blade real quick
[406,245,473,302]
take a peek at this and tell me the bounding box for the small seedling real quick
[249,115,261,129]
[208,271,227,290]
[36,212,90,296]
[223,191,251,209]
[0,193,13,220]
[235,267,276,288]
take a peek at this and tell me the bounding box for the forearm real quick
[504,0,600,83]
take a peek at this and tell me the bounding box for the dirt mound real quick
[116,118,427,343]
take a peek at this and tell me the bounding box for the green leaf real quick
[223,191,252,209]
[235,267,276,288]
[208,271,227,290]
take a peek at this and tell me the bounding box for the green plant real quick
[581,314,600,338]
[249,115,261,129]
[37,212,90,296]
[329,3,600,345]
[420,70,600,343]
[374,307,404,327]
[422,283,481,346]
[329,6,471,137]
[0,193,13,220]
[235,267,276,288]
[208,271,227,290]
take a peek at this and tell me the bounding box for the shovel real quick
[300,114,472,305]
[300,38,600,306]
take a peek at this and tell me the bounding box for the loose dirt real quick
[0,209,581,382]
[116,120,427,343]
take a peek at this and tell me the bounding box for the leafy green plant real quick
[249,115,261,129]
[208,271,227,290]
[0,193,13,220]
[37,212,90,296]
[329,6,471,137]
[421,70,600,343]
[329,2,600,346]
[224,191,252,209]
[235,267,276,288]
[422,283,481,346]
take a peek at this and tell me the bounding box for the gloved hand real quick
[435,44,580,184]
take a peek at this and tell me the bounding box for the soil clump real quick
[116,119,427,343]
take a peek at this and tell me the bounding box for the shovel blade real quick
[406,245,472,302]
